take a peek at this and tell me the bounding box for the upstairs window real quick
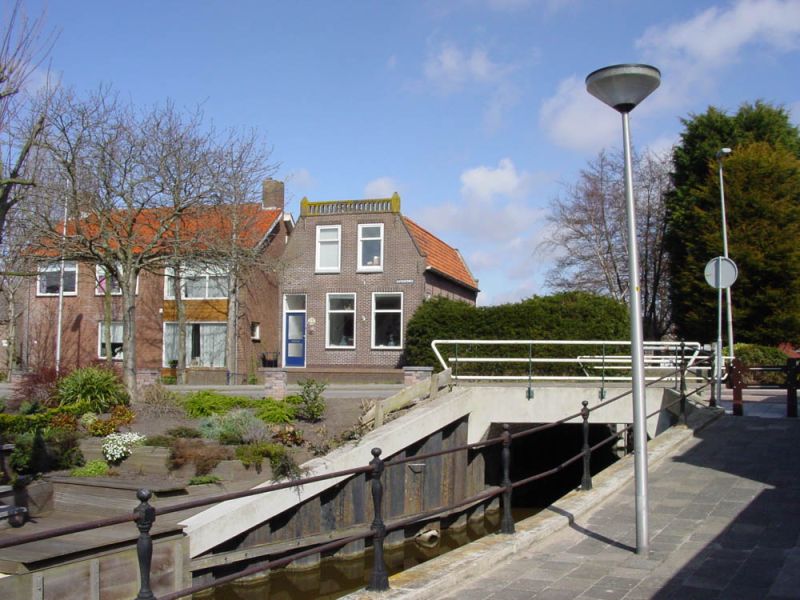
[316,225,341,272]
[326,293,355,348]
[358,224,383,272]
[165,266,228,299]
[95,265,122,295]
[37,261,77,296]
[372,293,402,348]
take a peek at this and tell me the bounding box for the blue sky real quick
[23,0,800,304]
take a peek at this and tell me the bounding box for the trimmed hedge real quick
[404,292,629,373]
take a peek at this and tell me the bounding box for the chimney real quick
[262,179,284,210]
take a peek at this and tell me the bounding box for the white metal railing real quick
[430,339,712,384]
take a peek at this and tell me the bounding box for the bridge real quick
[1,340,797,598]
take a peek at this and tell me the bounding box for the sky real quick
[19,0,800,305]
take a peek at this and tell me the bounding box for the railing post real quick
[500,424,515,534]
[599,344,606,400]
[580,401,592,491]
[731,357,744,416]
[709,351,717,408]
[134,489,156,600]
[787,358,798,418]
[526,343,534,400]
[679,340,687,425]
[367,448,389,591]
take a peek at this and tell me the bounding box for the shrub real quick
[188,474,221,485]
[10,428,85,475]
[48,413,78,432]
[294,379,327,422]
[139,382,183,417]
[10,368,60,411]
[142,434,173,447]
[733,343,790,385]
[101,432,146,464]
[71,460,111,477]
[19,400,43,415]
[56,367,129,412]
[180,391,256,417]
[271,424,304,446]
[79,412,99,429]
[165,426,202,439]
[199,409,269,445]
[168,438,233,476]
[235,442,286,474]
[254,398,296,424]
[88,418,117,437]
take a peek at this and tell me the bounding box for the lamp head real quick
[716,147,732,159]
[585,64,661,113]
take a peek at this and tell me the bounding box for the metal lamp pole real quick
[717,148,734,363]
[587,64,661,556]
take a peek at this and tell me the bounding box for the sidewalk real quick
[435,414,800,599]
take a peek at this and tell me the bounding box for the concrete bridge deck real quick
[348,394,800,600]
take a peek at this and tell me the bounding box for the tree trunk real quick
[121,269,138,399]
[5,288,16,377]
[103,278,113,366]
[174,265,187,384]
[226,271,238,385]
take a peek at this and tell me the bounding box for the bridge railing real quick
[431,339,713,385]
[0,353,713,599]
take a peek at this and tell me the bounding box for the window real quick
[358,224,384,272]
[163,322,226,367]
[315,225,341,272]
[165,266,228,299]
[95,265,122,295]
[98,322,124,359]
[372,293,402,348]
[250,322,261,341]
[37,261,77,296]
[326,293,355,348]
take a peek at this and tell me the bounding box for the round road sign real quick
[704,256,738,289]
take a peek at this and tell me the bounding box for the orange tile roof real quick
[38,203,281,257]
[402,217,479,291]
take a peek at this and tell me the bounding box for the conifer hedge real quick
[404,292,629,374]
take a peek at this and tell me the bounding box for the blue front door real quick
[285,312,306,367]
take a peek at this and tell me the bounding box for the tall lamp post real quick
[717,148,734,364]
[586,64,660,555]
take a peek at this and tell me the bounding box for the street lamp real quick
[586,63,660,556]
[717,147,734,364]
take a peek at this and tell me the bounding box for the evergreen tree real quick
[667,102,800,344]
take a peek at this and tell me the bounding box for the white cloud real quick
[286,168,315,191]
[539,75,619,153]
[461,157,531,201]
[364,177,400,198]
[637,0,800,69]
[484,84,521,132]
[423,42,509,93]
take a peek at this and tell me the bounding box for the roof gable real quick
[402,217,479,291]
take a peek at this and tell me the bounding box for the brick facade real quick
[279,196,478,371]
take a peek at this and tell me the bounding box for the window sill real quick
[37,292,77,297]
[357,268,383,273]
[372,346,403,351]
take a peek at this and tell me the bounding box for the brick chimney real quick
[262,179,284,210]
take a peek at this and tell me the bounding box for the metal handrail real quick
[1,358,709,599]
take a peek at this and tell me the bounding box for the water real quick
[208,510,504,600]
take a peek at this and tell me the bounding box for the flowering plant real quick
[102,432,146,464]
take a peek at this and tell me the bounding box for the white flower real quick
[102,432,146,463]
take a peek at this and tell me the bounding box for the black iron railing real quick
[0,345,713,599]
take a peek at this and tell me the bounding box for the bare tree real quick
[33,89,218,394]
[543,149,673,339]
[0,1,55,246]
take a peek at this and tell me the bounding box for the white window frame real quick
[162,321,227,368]
[164,265,228,300]
[37,261,78,297]
[250,322,261,341]
[315,225,341,273]
[97,321,124,360]
[371,292,403,349]
[326,292,356,349]
[357,223,384,272]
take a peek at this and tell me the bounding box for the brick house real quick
[20,180,291,384]
[279,194,478,372]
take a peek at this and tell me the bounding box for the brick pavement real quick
[437,416,800,599]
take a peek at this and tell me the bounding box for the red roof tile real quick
[402,217,479,291]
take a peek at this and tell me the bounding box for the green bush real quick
[188,474,221,485]
[404,292,629,374]
[71,460,110,477]
[733,343,789,385]
[254,398,296,424]
[143,434,173,447]
[56,367,129,412]
[235,442,289,474]
[10,428,85,475]
[293,380,327,422]
[199,409,270,445]
[165,426,202,438]
[180,391,257,417]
